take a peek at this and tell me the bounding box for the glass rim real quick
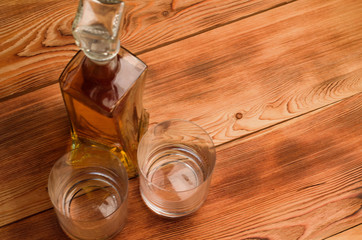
[48,146,129,221]
[137,119,216,193]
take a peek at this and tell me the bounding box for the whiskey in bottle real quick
[59,0,148,177]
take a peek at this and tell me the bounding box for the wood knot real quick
[235,112,243,119]
[162,11,169,17]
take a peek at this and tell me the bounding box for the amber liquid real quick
[59,49,149,177]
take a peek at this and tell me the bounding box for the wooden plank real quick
[1,92,360,240]
[0,210,67,240]
[326,224,362,240]
[0,85,70,226]
[140,0,362,145]
[1,0,362,226]
[0,0,291,100]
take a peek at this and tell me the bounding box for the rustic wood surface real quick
[0,0,361,239]
[1,94,361,239]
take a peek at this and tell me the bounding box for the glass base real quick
[140,190,204,218]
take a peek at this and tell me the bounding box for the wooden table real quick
[1,0,361,239]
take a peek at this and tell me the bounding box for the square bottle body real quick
[59,48,149,177]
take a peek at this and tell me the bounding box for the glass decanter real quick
[59,0,149,178]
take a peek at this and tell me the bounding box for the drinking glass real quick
[48,145,128,240]
[137,119,216,217]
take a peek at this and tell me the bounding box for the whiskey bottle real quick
[59,0,148,177]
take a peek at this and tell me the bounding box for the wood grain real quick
[1,93,360,240]
[141,0,362,144]
[0,85,70,226]
[0,0,291,100]
[1,0,362,227]
[326,224,362,240]
[0,0,77,100]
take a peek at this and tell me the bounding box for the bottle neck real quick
[83,40,120,65]
[82,53,120,86]
[72,0,125,63]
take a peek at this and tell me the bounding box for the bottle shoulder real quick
[59,48,147,115]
